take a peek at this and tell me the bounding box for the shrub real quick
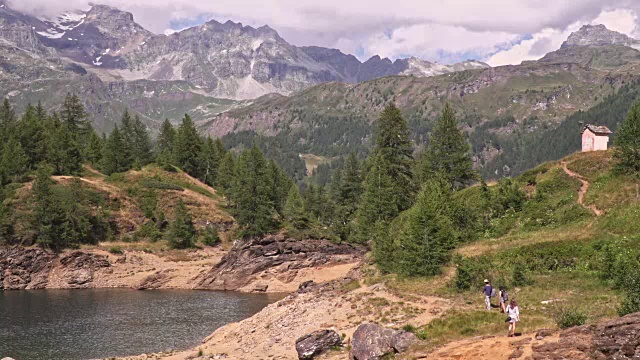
[141,179,183,191]
[554,306,588,329]
[402,324,416,333]
[201,226,220,246]
[512,263,531,287]
[618,268,640,316]
[454,260,473,291]
[108,246,123,254]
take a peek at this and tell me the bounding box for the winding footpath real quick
[561,161,603,217]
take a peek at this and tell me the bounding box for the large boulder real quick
[350,323,417,360]
[295,330,342,359]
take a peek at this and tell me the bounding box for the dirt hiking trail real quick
[561,161,603,217]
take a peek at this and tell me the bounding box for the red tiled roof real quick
[581,124,612,135]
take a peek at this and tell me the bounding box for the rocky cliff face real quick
[561,24,640,49]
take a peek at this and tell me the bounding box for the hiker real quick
[499,287,508,313]
[482,279,493,311]
[506,299,520,337]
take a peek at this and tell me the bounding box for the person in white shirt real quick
[506,299,520,337]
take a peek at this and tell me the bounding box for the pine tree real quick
[46,123,83,175]
[337,152,362,218]
[0,98,15,145]
[283,185,308,229]
[174,114,202,176]
[0,137,29,184]
[100,125,127,175]
[119,110,135,169]
[35,101,47,122]
[198,137,221,186]
[0,98,16,132]
[423,103,477,190]
[217,152,236,196]
[268,159,293,217]
[168,199,196,249]
[373,103,415,211]
[614,100,640,177]
[131,115,153,168]
[395,176,457,277]
[61,93,89,140]
[233,144,275,237]
[85,130,104,166]
[32,165,68,251]
[16,104,46,167]
[357,154,398,242]
[156,119,176,168]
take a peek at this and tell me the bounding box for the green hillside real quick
[380,149,640,348]
[205,62,640,180]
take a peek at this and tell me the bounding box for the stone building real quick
[581,124,612,152]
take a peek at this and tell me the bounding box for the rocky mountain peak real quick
[561,24,639,48]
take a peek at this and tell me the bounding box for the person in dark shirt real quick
[482,279,493,311]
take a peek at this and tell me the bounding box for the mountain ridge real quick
[4,2,490,100]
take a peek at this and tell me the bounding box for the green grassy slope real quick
[381,150,640,348]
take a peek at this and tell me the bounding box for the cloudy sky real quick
[10,0,640,66]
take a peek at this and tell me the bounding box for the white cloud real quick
[487,8,640,66]
[9,0,640,65]
[361,23,520,62]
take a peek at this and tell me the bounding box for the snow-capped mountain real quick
[0,2,491,100]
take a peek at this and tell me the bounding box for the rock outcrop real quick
[530,312,640,359]
[135,269,175,290]
[196,235,364,291]
[350,323,417,360]
[561,24,640,49]
[295,330,342,359]
[0,247,56,289]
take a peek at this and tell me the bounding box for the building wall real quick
[582,129,609,152]
[594,134,610,151]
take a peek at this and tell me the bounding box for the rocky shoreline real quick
[0,236,363,293]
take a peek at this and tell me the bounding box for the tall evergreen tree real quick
[268,159,293,217]
[423,103,477,190]
[131,115,153,167]
[0,137,29,184]
[46,122,83,175]
[61,93,89,140]
[156,119,176,167]
[336,152,363,218]
[84,130,104,166]
[233,144,274,237]
[0,98,16,142]
[32,165,68,251]
[35,101,47,122]
[174,114,202,176]
[395,176,457,277]
[100,125,127,175]
[373,103,415,211]
[168,199,196,249]
[198,137,221,186]
[283,185,308,229]
[357,154,398,242]
[615,100,640,174]
[217,152,236,197]
[16,104,46,166]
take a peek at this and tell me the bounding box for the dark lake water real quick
[0,289,282,360]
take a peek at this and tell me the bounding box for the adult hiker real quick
[482,279,493,311]
[506,299,520,337]
[499,287,508,313]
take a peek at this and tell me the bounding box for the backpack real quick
[502,290,509,301]
[491,287,497,297]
